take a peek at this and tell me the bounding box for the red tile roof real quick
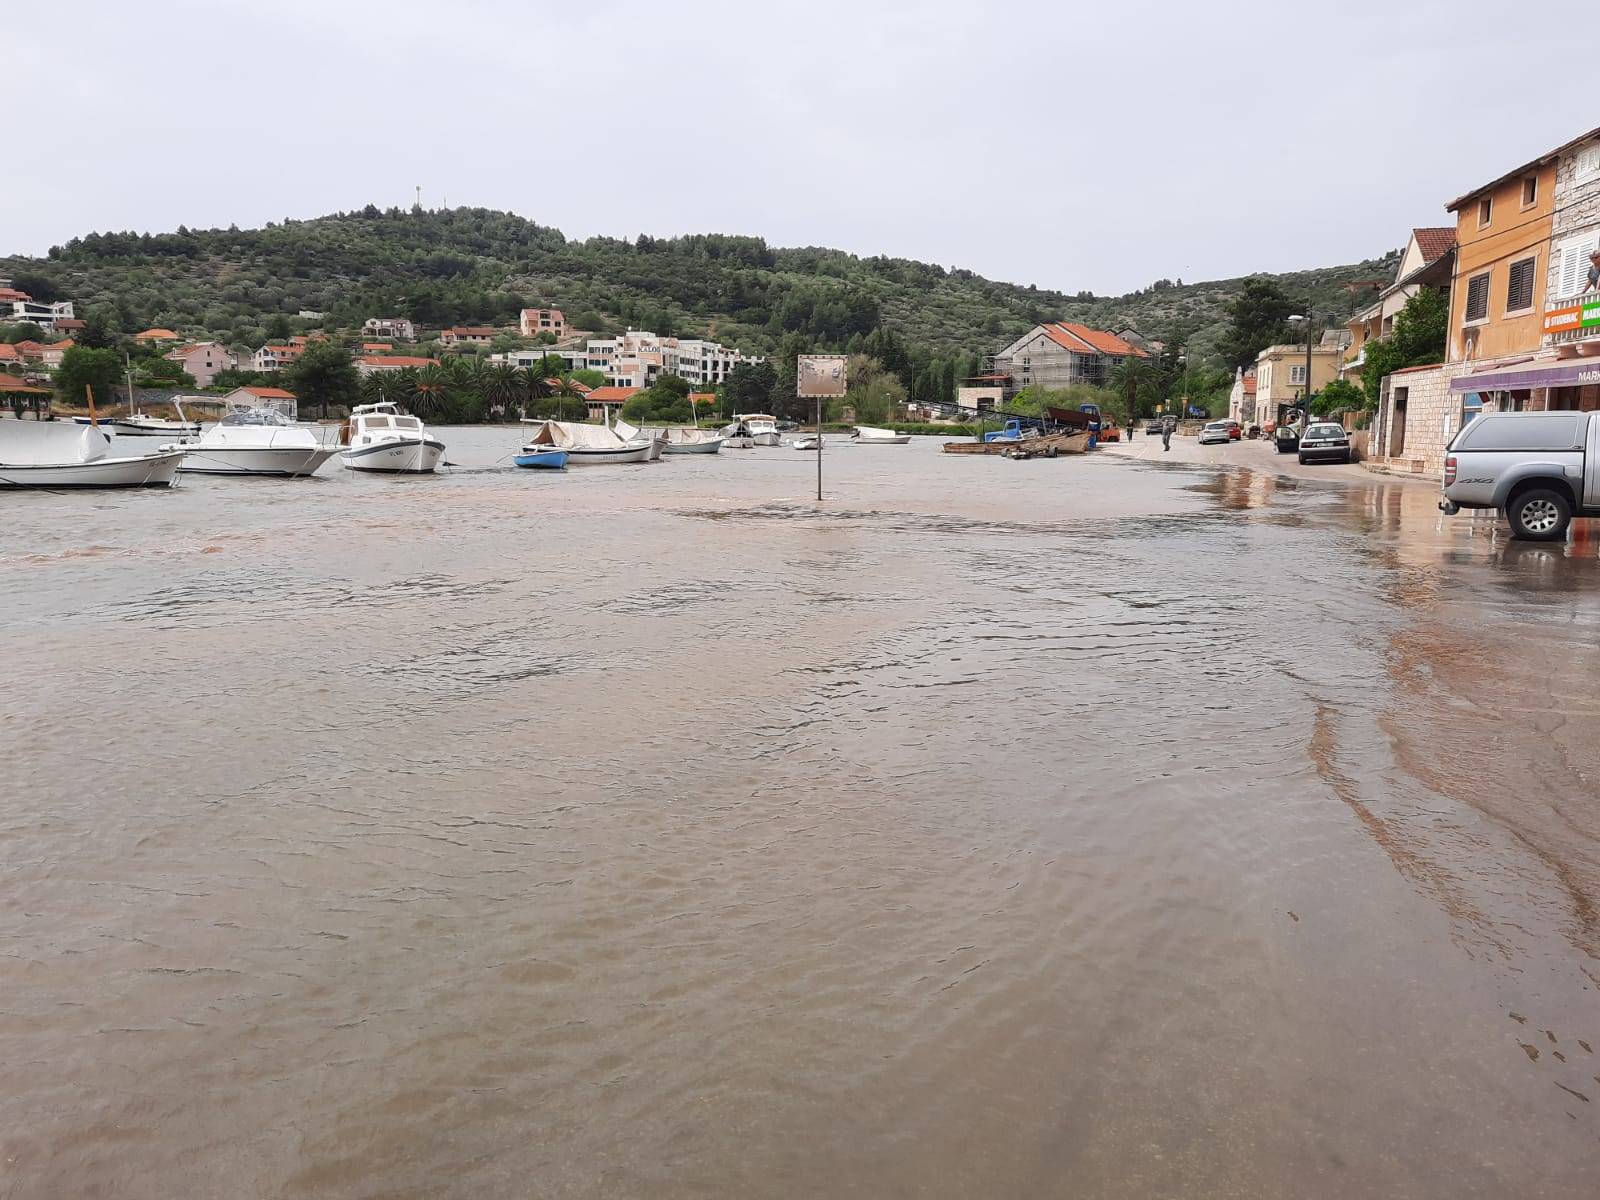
[0,287,31,302]
[446,326,496,337]
[1412,227,1456,265]
[240,386,297,399]
[359,355,437,368]
[134,328,180,341]
[361,342,393,351]
[585,386,639,402]
[54,318,85,330]
[1242,376,1257,395]
[0,344,23,362]
[1054,322,1147,358]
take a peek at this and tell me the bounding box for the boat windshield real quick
[393,416,421,430]
[221,409,294,427]
[361,415,393,429]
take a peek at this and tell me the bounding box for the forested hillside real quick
[2,206,1399,368]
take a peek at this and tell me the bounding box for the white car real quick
[1197,421,1233,446]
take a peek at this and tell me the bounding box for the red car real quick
[1225,420,1242,441]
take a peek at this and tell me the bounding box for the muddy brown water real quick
[3,429,1599,1198]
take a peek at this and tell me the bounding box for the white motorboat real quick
[792,435,822,451]
[339,402,444,473]
[178,409,338,477]
[852,425,912,445]
[734,413,781,446]
[661,427,724,454]
[613,418,665,461]
[520,419,652,465]
[0,420,184,488]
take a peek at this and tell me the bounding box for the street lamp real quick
[1286,311,1314,433]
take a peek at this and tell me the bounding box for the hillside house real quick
[519,308,565,338]
[439,326,496,346]
[363,317,416,341]
[252,343,305,372]
[1344,227,1456,381]
[990,322,1149,396]
[165,342,238,388]
[134,328,181,345]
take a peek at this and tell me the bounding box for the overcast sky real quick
[6,0,1587,296]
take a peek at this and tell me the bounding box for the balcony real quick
[1543,290,1600,346]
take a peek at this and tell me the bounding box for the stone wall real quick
[1367,364,1461,479]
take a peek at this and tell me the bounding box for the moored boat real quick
[108,413,202,437]
[661,427,724,454]
[513,446,569,469]
[852,425,911,445]
[0,420,185,488]
[339,402,444,473]
[613,418,665,461]
[520,419,652,465]
[178,409,337,477]
[733,413,781,446]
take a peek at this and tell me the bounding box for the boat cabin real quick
[344,401,426,446]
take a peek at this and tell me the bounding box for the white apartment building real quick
[8,297,75,332]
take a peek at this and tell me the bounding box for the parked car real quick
[1439,410,1600,540]
[1298,422,1351,465]
[1225,420,1243,441]
[1198,421,1233,446]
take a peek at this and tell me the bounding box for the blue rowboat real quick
[514,446,569,470]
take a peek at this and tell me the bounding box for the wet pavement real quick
[2,427,1598,1198]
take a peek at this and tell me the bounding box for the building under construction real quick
[970,322,1151,402]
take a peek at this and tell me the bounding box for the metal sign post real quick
[796,355,847,503]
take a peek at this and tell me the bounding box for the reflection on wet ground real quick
[2,430,1598,1198]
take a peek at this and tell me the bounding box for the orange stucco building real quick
[1445,158,1556,364]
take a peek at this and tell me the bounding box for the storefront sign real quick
[1543,299,1600,333]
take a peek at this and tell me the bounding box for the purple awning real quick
[1449,359,1600,392]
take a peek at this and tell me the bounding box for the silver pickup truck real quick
[1438,410,1600,540]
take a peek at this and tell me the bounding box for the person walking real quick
[1161,416,1174,452]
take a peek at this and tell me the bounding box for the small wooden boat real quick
[852,425,911,445]
[514,446,569,469]
[942,431,1090,456]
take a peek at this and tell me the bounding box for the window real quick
[1522,175,1538,206]
[1478,197,1493,227]
[1506,256,1537,312]
[1457,414,1583,451]
[1577,143,1600,183]
[1464,272,1491,322]
[1289,364,1308,385]
[1553,231,1600,299]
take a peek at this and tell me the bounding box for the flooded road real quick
[3,429,1598,1198]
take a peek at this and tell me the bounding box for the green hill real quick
[2,206,1399,368]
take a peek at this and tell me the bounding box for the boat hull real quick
[340,438,445,473]
[0,449,185,488]
[108,419,202,437]
[854,435,911,445]
[750,432,780,446]
[942,431,1090,456]
[179,445,338,477]
[565,444,652,465]
[514,448,569,469]
[662,437,723,454]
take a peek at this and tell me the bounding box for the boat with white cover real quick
[660,427,724,454]
[852,425,912,445]
[178,409,338,477]
[339,402,444,473]
[613,417,664,461]
[792,435,822,451]
[520,419,652,465]
[0,420,184,488]
[733,413,781,446]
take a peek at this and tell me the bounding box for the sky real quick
[6,0,1591,296]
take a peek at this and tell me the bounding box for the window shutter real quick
[1465,273,1490,322]
[1506,258,1536,311]
[1559,238,1582,299]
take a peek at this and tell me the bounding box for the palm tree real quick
[407,363,454,419]
[358,371,390,404]
[484,363,521,419]
[1108,357,1155,437]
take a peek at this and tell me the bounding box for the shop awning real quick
[1449,358,1600,392]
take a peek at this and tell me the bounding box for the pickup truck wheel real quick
[1507,488,1572,541]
